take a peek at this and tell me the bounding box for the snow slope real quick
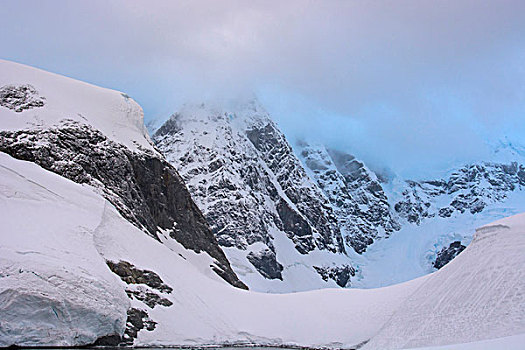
[0,152,424,348]
[2,151,523,348]
[364,213,525,349]
[410,333,525,350]
[0,153,129,346]
[0,59,153,152]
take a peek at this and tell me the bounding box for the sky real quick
[1,0,525,177]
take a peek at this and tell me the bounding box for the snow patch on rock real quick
[0,59,153,153]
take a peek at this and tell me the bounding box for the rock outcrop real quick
[395,162,525,224]
[433,241,466,270]
[0,84,45,112]
[297,142,400,254]
[0,121,246,289]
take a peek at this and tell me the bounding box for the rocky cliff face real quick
[153,101,352,291]
[0,95,245,290]
[153,99,525,290]
[394,162,525,225]
[296,142,400,254]
[299,142,525,272]
[244,119,344,254]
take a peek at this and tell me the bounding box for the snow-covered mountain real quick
[153,101,354,292]
[153,98,525,291]
[296,140,525,287]
[0,60,246,291]
[394,162,525,224]
[0,59,247,345]
[1,60,524,349]
[296,141,400,253]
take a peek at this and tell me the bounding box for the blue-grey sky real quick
[1,1,524,177]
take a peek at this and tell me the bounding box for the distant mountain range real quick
[152,99,525,291]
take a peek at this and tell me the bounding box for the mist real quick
[1,0,524,177]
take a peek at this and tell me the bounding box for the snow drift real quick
[364,214,525,349]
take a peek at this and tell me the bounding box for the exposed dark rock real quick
[126,289,173,309]
[394,181,438,225]
[93,334,122,346]
[0,121,247,289]
[313,264,356,287]
[438,207,454,218]
[246,124,344,254]
[276,199,315,255]
[121,308,157,345]
[298,142,400,254]
[433,241,466,269]
[396,162,524,225]
[106,260,173,294]
[0,84,45,112]
[154,113,182,136]
[246,248,284,280]
[345,234,374,255]
[94,307,157,346]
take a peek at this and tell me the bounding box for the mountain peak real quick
[490,136,525,162]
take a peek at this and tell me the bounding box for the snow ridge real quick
[364,213,525,349]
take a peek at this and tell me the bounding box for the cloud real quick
[1,0,524,176]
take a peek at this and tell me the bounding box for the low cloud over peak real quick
[2,0,524,176]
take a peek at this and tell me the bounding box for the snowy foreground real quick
[2,150,523,349]
[0,60,524,349]
[0,154,525,349]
